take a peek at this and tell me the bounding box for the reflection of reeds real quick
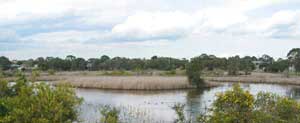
[54,76,194,90]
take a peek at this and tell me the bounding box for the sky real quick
[0,0,300,60]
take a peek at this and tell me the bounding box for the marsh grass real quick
[54,76,194,90]
[206,72,300,85]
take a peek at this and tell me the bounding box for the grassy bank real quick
[4,71,300,90]
[205,72,300,85]
[53,76,191,90]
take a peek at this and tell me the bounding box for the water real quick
[76,83,300,123]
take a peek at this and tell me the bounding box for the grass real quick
[205,72,300,85]
[53,76,194,90]
[5,71,300,90]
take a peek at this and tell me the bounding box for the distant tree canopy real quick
[1,48,299,74]
[0,56,11,70]
[287,48,300,72]
[186,56,204,88]
[23,55,188,72]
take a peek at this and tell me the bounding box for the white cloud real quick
[112,11,196,41]
[1,0,300,59]
[22,30,104,43]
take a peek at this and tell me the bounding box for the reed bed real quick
[205,76,300,85]
[53,76,195,90]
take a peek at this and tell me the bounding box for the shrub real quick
[197,84,300,123]
[172,103,188,123]
[100,105,119,123]
[186,57,204,88]
[31,69,40,82]
[0,74,82,123]
[209,84,254,123]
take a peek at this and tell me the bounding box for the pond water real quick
[76,83,300,123]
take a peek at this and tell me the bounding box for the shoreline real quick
[4,72,300,90]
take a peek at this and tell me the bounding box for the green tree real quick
[0,75,82,123]
[227,56,240,75]
[240,56,255,75]
[259,54,274,72]
[287,48,300,73]
[0,56,11,71]
[186,56,204,88]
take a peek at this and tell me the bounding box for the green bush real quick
[209,84,254,123]
[0,74,82,123]
[197,84,300,123]
[186,57,204,88]
[172,103,188,123]
[100,105,119,123]
[31,69,41,82]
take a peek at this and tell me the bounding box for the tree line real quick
[0,48,300,74]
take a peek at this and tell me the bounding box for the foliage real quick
[0,74,82,123]
[0,56,11,71]
[268,58,289,73]
[197,84,300,123]
[209,84,254,123]
[172,103,188,123]
[2,49,299,74]
[100,105,119,123]
[287,48,300,72]
[30,69,40,82]
[239,56,255,75]
[227,56,240,75]
[186,56,204,88]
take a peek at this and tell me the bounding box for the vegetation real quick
[100,105,120,123]
[196,84,300,123]
[287,48,300,73]
[32,55,188,71]
[1,48,300,76]
[47,69,56,75]
[186,56,204,88]
[0,74,82,123]
[56,76,191,90]
[30,69,40,82]
[172,103,188,123]
[0,56,11,71]
[227,56,240,75]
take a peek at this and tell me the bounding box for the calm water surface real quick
[76,83,300,123]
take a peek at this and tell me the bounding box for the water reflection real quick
[76,83,300,123]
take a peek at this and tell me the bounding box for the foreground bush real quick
[100,105,119,123]
[0,74,82,123]
[197,84,300,123]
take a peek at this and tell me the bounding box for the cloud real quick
[1,0,300,59]
[111,11,196,41]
